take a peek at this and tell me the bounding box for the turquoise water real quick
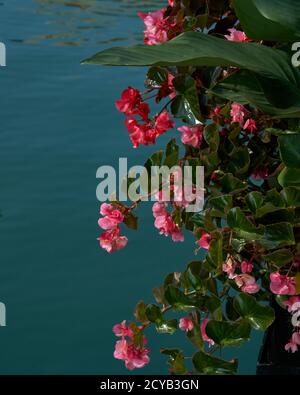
[0,0,261,374]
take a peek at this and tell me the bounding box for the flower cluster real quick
[113,321,150,370]
[116,87,174,148]
[97,203,128,253]
[138,7,182,46]
[152,202,184,242]
[223,257,260,294]
[178,124,204,148]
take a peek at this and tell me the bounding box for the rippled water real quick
[0,0,261,374]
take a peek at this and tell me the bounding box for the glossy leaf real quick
[234,0,300,41]
[233,293,275,330]
[193,351,238,375]
[206,319,251,347]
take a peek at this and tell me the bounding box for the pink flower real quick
[243,119,257,133]
[167,73,176,99]
[116,87,141,115]
[209,106,222,120]
[223,259,236,279]
[235,274,260,294]
[201,318,215,347]
[177,125,203,148]
[113,320,134,338]
[116,87,150,120]
[154,111,174,135]
[152,202,184,242]
[225,28,248,42]
[285,332,300,353]
[138,9,168,45]
[251,166,269,181]
[125,119,147,148]
[270,272,296,296]
[168,0,174,6]
[97,227,128,253]
[124,344,150,370]
[196,232,211,250]
[283,296,300,313]
[179,317,194,332]
[114,338,129,360]
[98,204,124,230]
[114,339,150,370]
[241,260,253,274]
[230,102,246,127]
[125,112,173,148]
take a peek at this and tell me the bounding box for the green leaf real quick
[234,0,300,41]
[213,70,300,118]
[145,304,163,323]
[152,286,167,305]
[227,147,250,175]
[278,167,300,187]
[190,209,216,231]
[156,319,178,335]
[164,285,196,311]
[259,222,295,249]
[246,191,264,214]
[281,187,300,207]
[164,139,179,168]
[186,261,209,291]
[204,123,220,152]
[187,323,204,350]
[205,296,223,321]
[263,249,294,267]
[161,349,187,374]
[208,194,233,217]
[192,351,238,375]
[279,134,300,168]
[82,32,297,86]
[134,300,148,323]
[206,320,251,347]
[220,173,247,194]
[206,232,224,271]
[227,207,265,241]
[144,150,164,172]
[146,66,168,87]
[173,74,202,122]
[123,212,138,230]
[233,293,275,330]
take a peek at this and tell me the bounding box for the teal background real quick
[0,0,262,374]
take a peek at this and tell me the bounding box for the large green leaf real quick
[278,167,300,187]
[233,293,275,330]
[164,285,196,311]
[259,222,295,249]
[263,248,294,267]
[205,320,251,347]
[279,134,300,168]
[82,32,298,85]
[193,351,238,375]
[233,0,300,41]
[281,187,300,207]
[227,207,265,241]
[213,70,300,117]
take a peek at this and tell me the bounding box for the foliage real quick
[85,0,300,374]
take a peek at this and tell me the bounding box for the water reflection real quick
[21,0,162,46]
